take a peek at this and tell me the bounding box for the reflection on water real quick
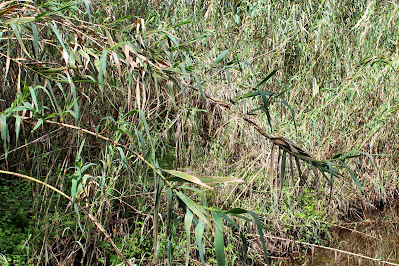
[307,208,399,266]
[277,207,399,265]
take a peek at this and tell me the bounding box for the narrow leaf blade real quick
[164,169,212,190]
[197,176,244,184]
[212,210,225,266]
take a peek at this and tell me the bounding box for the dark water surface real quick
[308,208,399,266]
[276,207,399,265]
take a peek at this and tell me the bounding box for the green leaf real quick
[225,208,248,215]
[260,93,273,131]
[166,187,173,240]
[109,41,129,51]
[71,176,78,205]
[11,106,27,112]
[213,50,229,65]
[236,91,273,101]
[31,23,39,58]
[29,86,38,108]
[37,66,73,74]
[324,161,334,202]
[167,241,174,265]
[154,175,164,260]
[176,191,212,229]
[193,74,206,100]
[22,101,35,112]
[179,186,207,205]
[173,20,193,27]
[98,48,108,92]
[164,169,212,190]
[10,23,29,56]
[0,114,8,156]
[70,173,82,231]
[247,211,269,264]
[341,161,364,194]
[195,220,206,266]
[116,147,128,171]
[14,114,21,147]
[75,240,85,253]
[289,154,295,185]
[212,210,225,266]
[255,69,277,89]
[278,98,297,133]
[36,2,80,19]
[225,70,231,88]
[184,209,194,265]
[76,138,86,161]
[197,176,244,184]
[32,119,43,132]
[333,150,362,160]
[279,151,287,192]
[80,163,96,172]
[49,22,66,52]
[179,62,189,83]
[69,82,79,123]
[137,110,154,155]
[218,212,248,263]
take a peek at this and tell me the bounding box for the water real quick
[277,207,399,265]
[308,207,399,265]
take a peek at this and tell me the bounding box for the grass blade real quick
[98,48,108,93]
[212,210,225,266]
[0,114,8,156]
[279,151,287,193]
[164,169,212,190]
[247,211,269,265]
[176,191,212,229]
[213,50,229,66]
[197,176,243,184]
[195,220,206,266]
[341,160,364,194]
[10,23,29,56]
[254,69,277,89]
[278,97,297,133]
[218,212,248,263]
[184,209,194,266]
[14,114,21,147]
[153,176,164,262]
[193,73,206,100]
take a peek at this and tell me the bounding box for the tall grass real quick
[0,0,398,265]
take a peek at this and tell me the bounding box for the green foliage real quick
[0,180,35,265]
[285,188,331,245]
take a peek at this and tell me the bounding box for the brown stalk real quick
[18,116,174,188]
[17,116,179,265]
[0,170,132,266]
[193,88,311,184]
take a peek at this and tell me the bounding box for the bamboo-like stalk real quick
[0,170,132,266]
[17,116,211,265]
[18,116,176,189]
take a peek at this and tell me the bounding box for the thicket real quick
[0,0,398,265]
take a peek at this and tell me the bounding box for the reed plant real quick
[0,0,398,265]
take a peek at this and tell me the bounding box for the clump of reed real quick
[0,0,398,265]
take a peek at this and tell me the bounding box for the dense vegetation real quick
[1,0,398,265]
